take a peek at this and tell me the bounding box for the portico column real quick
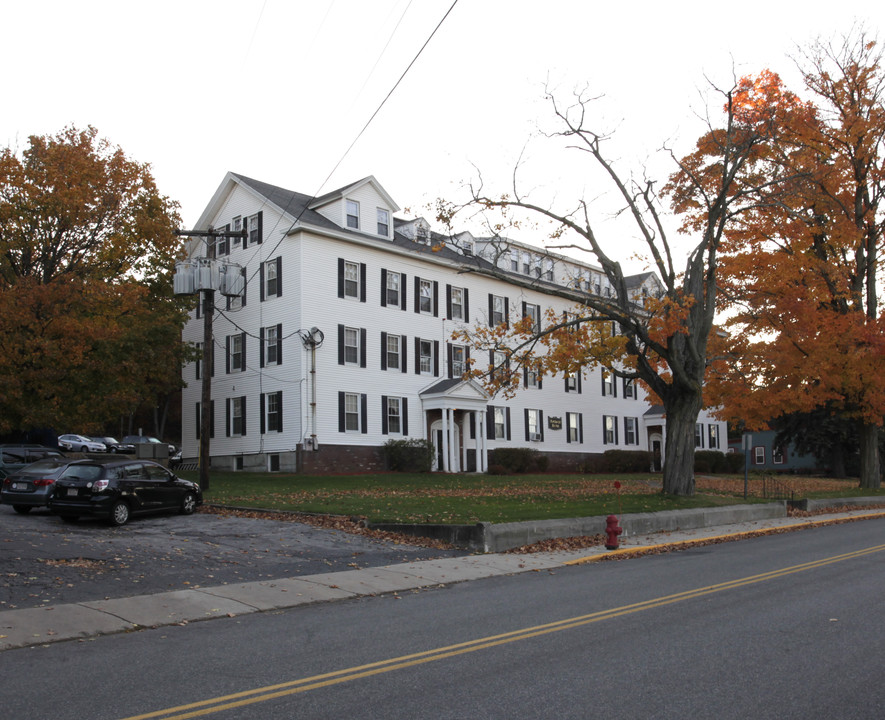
[448,408,457,472]
[441,407,450,472]
[476,410,486,473]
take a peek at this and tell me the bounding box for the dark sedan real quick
[1,458,74,514]
[48,458,202,526]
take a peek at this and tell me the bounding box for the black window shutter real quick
[260,394,266,434]
[360,393,368,434]
[241,267,247,306]
[381,396,388,435]
[433,340,439,376]
[504,298,509,327]
[260,327,265,368]
[488,294,494,326]
[226,398,231,437]
[463,288,469,322]
[432,281,439,317]
[380,332,388,370]
[506,408,511,440]
[414,276,420,313]
[240,332,246,371]
[360,328,367,368]
[275,256,282,297]
[242,397,246,435]
[401,335,408,374]
[338,392,345,432]
[225,336,231,374]
[524,409,530,442]
[380,269,388,307]
[486,406,495,440]
[337,325,344,365]
[256,211,263,244]
[539,410,544,442]
[259,260,266,301]
[469,413,476,440]
[579,414,584,444]
[337,258,345,298]
[359,263,367,303]
[400,273,407,310]
[402,398,408,435]
[446,285,452,319]
[447,343,453,379]
[566,413,572,444]
[277,392,283,433]
[276,323,283,365]
[414,337,420,374]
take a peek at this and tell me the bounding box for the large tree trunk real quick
[857,421,881,489]
[662,391,704,496]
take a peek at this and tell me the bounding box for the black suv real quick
[49,458,202,526]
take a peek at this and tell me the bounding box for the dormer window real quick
[416,225,428,244]
[377,208,389,237]
[346,200,360,230]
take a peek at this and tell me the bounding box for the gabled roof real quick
[309,175,400,213]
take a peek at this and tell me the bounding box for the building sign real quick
[548,416,562,430]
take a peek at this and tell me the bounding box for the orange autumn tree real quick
[439,83,778,496]
[707,34,885,488]
[0,126,192,435]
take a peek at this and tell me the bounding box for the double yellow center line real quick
[124,542,885,720]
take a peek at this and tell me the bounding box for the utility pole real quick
[174,227,247,491]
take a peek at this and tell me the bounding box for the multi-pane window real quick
[386,271,400,306]
[544,258,554,281]
[708,425,720,449]
[524,303,540,333]
[451,345,467,377]
[247,213,262,245]
[419,279,433,313]
[624,378,636,399]
[263,325,281,366]
[526,409,541,441]
[265,258,278,297]
[344,261,360,298]
[492,350,507,381]
[419,339,433,374]
[695,424,704,449]
[754,446,765,465]
[494,406,507,439]
[265,392,282,433]
[773,446,785,464]
[603,415,617,445]
[451,287,464,321]
[565,374,578,392]
[522,252,531,275]
[624,417,638,445]
[525,367,540,389]
[491,295,506,326]
[377,208,389,236]
[602,370,615,396]
[386,397,401,434]
[344,393,360,431]
[228,333,245,373]
[567,413,581,443]
[386,334,401,370]
[344,327,360,365]
[346,200,359,229]
[217,224,230,256]
[231,396,246,436]
[510,249,519,272]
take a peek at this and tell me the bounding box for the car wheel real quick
[13,505,32,515]
[179,492,197,515]
[80,445,88,453]
[109,500,130,526]
[110,448,117,453]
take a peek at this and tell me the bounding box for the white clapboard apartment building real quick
[179,173,726,473]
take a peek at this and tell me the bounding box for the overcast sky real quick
[2,1,881,265]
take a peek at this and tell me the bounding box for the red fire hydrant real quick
[605,514,622,550]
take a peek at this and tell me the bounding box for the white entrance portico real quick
[420,378,489,473]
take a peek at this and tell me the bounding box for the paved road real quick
[3,518,885,719]
[0,506,466,610]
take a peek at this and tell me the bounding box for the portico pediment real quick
[419,378,489,411]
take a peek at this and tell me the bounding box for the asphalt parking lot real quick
[0,506,466,611]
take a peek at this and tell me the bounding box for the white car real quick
[58,434,107,453]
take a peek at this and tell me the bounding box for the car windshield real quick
[60,465,103,481]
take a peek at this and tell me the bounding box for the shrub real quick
[488,447,546,474]
[694,450,738,474]
[602,450,653,473]
[382,438,434,472]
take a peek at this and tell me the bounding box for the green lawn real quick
[179,470,880,525]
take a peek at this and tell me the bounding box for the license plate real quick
[11,483,22,490]
[67,488,79,497]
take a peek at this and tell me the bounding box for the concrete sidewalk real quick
[3,506,884,652]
